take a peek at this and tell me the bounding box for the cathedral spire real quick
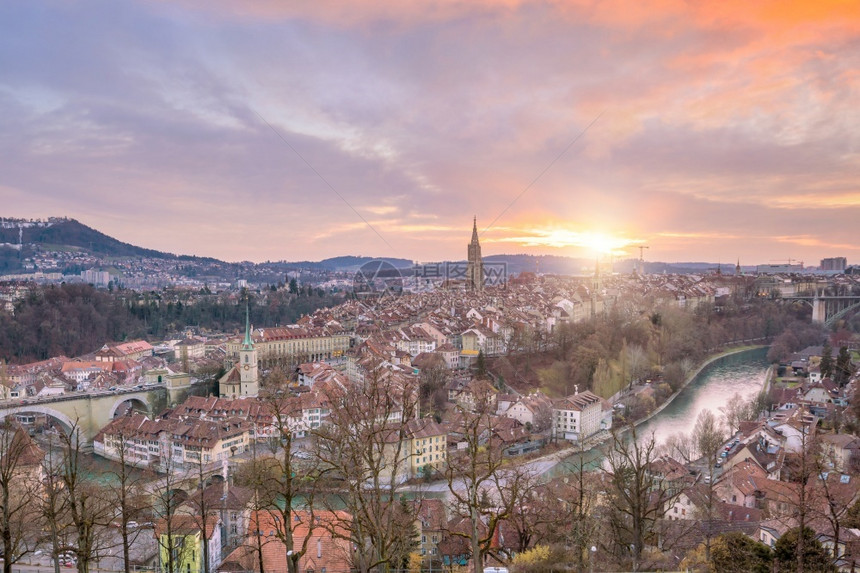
[467,217,483,291]
[242,304,253,349]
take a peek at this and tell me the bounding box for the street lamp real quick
[590,546,596,573]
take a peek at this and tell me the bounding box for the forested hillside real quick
[0,283,345,363]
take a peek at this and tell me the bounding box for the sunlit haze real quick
[2,0,859,264]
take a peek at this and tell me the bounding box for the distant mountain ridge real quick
[0,217,221,262]
[0,216,740,276]
[1,217,173,259]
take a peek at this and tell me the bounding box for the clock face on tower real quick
[244,364,250,371]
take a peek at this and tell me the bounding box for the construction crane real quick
[770,258,804,270]
[636,245,650,275]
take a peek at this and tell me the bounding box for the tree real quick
[550,449,599,573]
[256,379,320,573]
[151,450,192,573]
[662,432,697,465]
[773,527,836,573]
[693,409,726,465]
[41,431,69,573]
[313,367,418,573]
[418,361,450,418]
[820,341,834,379]
[0,418,43,573]
[720,392,752,436]
[624,343,649,389]
[602,425,681,571]
[834,346,853,386]
[709,531,772,573]
[691,409,726,562]
[58,421,113,573]
[476,350,487,378]
[446,387,532,573]
[104,430,153,573]
[777,425,820,573]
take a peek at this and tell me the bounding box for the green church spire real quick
[242,304,253,349]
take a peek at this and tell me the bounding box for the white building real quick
[552,390,605,442]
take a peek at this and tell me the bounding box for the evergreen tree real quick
[476,349,487,377]
[835,346,854,386]
[710,532,772,573]
[820,341,834,379]
[773,527,836,573]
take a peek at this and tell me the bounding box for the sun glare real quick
[580,232,629,255]
[493,227,637,255]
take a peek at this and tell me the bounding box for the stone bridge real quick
[0,383,187,444]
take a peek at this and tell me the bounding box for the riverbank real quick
[634,344,768,429]
[524,345,770,477]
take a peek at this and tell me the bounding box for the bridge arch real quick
[108,396,151,420]
[826,301,860,327]
[5,405,77,435]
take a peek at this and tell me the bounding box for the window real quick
[422,535,427,543]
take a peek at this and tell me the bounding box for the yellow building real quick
[156,514,221,573]
[225,326,351,368]
[405,418,447,477]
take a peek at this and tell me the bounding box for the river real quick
[637,346,770,444]
[543,346,770,478]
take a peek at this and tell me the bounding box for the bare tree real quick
[505,448,599,573]
[813,452,858,566]
[40,431,68,573]
[691,409,727,562]
[58,421,112,573]
[151,449,192,573]
[602,424,681,572]
[233,434,268,573]
[104,429,154,573]
[256,379,319,573]
[662,432,697,465]
[720,393,748,435]
[0,417,43,573]
[624,343,649,389]
[313,368,418,573]
[775,422,818,573]
[445,387,531,573]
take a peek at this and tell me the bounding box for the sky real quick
[1,1,859,265]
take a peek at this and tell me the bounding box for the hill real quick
[0,217,174,258]
[0,217,742,277]
[300,255,413,271]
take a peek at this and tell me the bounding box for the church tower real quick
[238,306,259,397]
[466,217,484,291]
